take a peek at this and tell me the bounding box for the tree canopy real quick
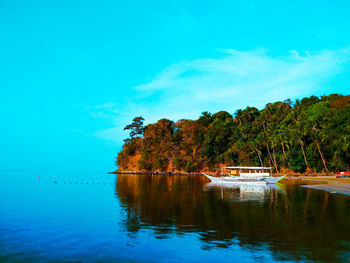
[117,94,350,174]
[123,116,145,138]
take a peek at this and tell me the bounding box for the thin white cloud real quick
[93,48,349,143]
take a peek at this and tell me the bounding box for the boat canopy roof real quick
[224,166,272,170]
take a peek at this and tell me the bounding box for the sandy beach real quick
[285,176,350,196]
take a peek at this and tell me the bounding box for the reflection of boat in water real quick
[203,182,282,201]
[205,182,282,190]
[203,166,286,184]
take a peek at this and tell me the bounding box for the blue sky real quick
[1,0,350,172]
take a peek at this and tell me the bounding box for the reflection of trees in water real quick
[115,174,350,262]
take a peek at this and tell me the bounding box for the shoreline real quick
[111,170,337,177]
[112,171,350,196]
[293,177,350,196]
[110,170,203,176]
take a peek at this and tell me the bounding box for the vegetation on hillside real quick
[117,94,350,173]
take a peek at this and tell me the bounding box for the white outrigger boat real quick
[203,166,286,184]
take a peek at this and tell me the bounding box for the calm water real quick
[1,172,350,262]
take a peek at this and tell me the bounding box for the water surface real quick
[1,172,350,262]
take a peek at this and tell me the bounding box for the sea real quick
[1,171,350,262]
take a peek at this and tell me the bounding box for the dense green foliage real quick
[117,94,350,173]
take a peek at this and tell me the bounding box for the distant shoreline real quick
[111,170,336,177]
[110,170,203,176]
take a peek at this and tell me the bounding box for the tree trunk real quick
[193,146,197,160]
[262,121,278,172]
[256,149,264,167]
[281,143,291,168]
[266,143,273,164]
[299,139,309,169]
[316,142,329,172]
[266,143,278,172]
[272,146,279,173]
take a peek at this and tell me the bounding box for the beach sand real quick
[285,176,350,196]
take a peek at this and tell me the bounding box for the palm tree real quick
[261,120,279,173]
[308,126,329,172]
[287,111,310,170]
[341,134,350,157]
[248,139,264,167]
[276,128,291,168]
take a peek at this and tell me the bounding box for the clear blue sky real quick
[1,0,350,172]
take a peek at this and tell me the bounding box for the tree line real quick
[117,94,350,174]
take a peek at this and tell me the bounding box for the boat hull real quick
[203,174,266,184]
[262,175,286,184]
[203,173,286,184]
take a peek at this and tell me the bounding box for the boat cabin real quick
[222,166,272,180]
